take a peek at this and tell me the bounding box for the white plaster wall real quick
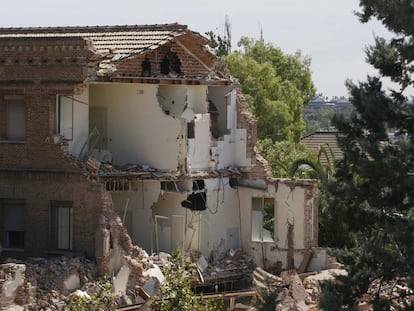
[237,182,308,269]
[61,86,89,156]
[89,83,181,169]
[187,85,208,114]
[147,177,242,258]
[187,113,211,171]
[203,178,241,255]
[214,128,251,169]
[158,85,186,118]
[275,183,305,249]
[111,180,160,253]
[152,192,201,253]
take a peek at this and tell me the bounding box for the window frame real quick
[251,197,275,243]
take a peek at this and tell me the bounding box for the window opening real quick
[0,199,25,249]
[1,100,26,142]
[50,201,73,250]
[160,52,181,75]
[141,57,151,77]
[187,121,195,139]
[251,197,275,243]
[56,95,74,140]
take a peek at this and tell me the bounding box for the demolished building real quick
[0,24,321,276]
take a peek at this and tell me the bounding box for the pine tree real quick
[321,1,414,309]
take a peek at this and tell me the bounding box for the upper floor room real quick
[0,24,256,174]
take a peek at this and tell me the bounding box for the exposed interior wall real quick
[187,113,211,171]
[89,83,181,169]
[157,85,186,118]
[213,129,251,169]
[186,85,208,114]
[203,178,241,254]
[109,177,242,259]
[111,180,160,253]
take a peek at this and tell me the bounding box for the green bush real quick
[151,250,222,311]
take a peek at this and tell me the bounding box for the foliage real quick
[225,38,315,142]
[321,0,414,309]
[303,107,336,134]
[205,15,231,57]
[259,139,318,178]
[65,276,116,311]
[151,250,223,311]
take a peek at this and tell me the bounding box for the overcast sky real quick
[1,0,391,98]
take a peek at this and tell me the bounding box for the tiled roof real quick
[0,24,190,56]
[301,131,343,165]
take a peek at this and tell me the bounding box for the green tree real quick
[259,139,317,178]
[205,15,231,57]
[226,38,315,142]
[321,1,414,309]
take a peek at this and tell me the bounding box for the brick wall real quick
[0,36,90,169]
[0,37,89,83]
[0,171,111,258]
[115,35,216,78]
[0,87,81,169]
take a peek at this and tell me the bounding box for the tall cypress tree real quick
[322,1,414,309]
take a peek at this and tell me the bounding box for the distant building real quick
[305,95,354,115]
[301,131,343,166]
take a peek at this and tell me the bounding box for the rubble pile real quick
[358,278,414,310]
[202,248,255,277]
[0,257,96,310]
[253,267,350,311]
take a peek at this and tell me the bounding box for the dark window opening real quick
[0,199,25,249]
[141,57,151,77]
[187,121,195,139]
[229,178,238,189]
[160,52,182,75]
[6,231,25,249]
[208,100,221,138]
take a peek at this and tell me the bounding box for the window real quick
[1,100,26,142]
[251,197,275,243]
[0,199,25,249]
[50,201,73,250]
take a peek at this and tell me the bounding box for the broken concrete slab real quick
[114,265,131,296]
[0,264,26,307]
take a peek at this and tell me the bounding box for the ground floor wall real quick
[238,179,318,269]
[110,177,318,270]
[0,171,111,259]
